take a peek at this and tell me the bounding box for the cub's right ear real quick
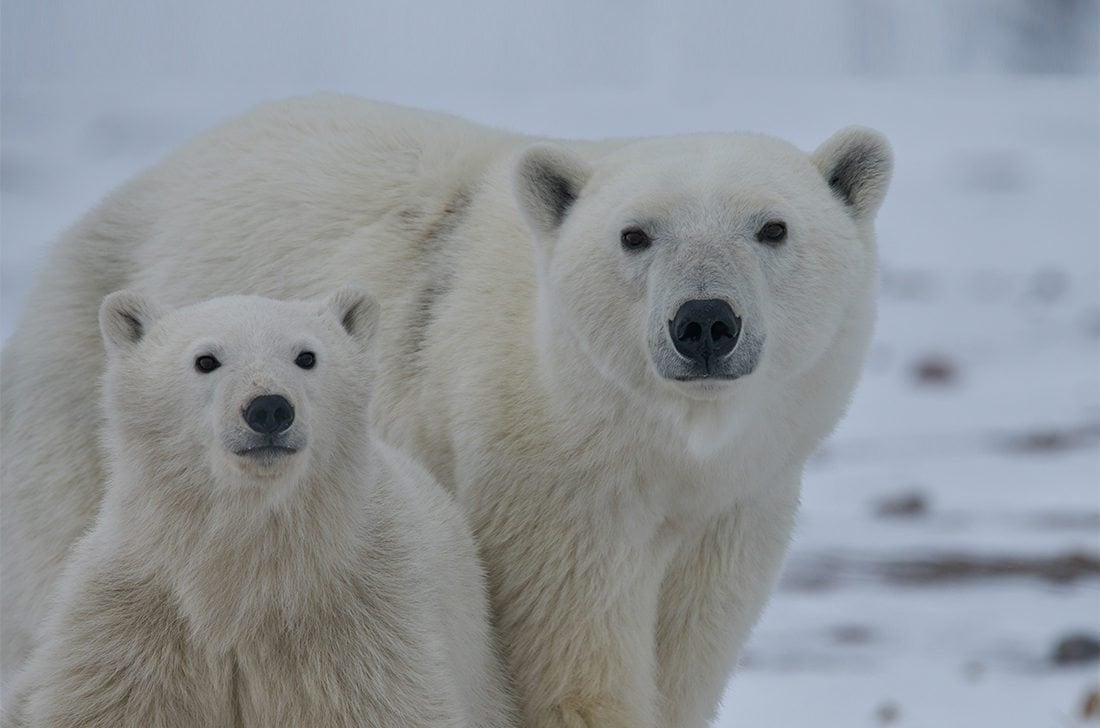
[99,290,162,354]
[323,286,379,344]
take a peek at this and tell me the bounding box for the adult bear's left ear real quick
[513,143,593,243]
[812,126,893,222]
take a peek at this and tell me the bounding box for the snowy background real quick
[2,1,1099,725]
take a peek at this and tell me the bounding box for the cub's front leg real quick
[655,485,800,727]
[233,598,469,728]
[9,564,231,728]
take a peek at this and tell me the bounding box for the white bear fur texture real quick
[3,291,514,728]
[0,96,892,727]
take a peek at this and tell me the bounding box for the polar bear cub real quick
[4,290,513,728]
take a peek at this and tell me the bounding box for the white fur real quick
[2,291,513,727]
[0,96,891,726]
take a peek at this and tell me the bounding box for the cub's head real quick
[515,127,892,418]
[98,288,378,499]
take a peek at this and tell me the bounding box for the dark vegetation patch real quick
[1029,511,1100,531]
[995,422,1100,454]
[878,552,1100,586]
[783,550,1100,591]
[910,354,958,386]
[830,623,877,646]
[1051,633,1100,667]
[1081,686,1100,720]
[873,490,930,519]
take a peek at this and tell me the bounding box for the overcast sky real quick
[4,0,1095,104]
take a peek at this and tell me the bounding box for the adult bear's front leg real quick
[480,511,667,728]
[655,481,800,727]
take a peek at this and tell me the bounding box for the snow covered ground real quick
[2,4,1098,726]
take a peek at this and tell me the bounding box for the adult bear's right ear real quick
[513,144,592,244]
[812,126,893,222]
[99,290,163,354]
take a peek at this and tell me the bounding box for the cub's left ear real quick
[514,143,593,241]
[812,126,893,221]
[99,290,164,355]
[323,286,379,343]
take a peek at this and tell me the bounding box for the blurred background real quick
[2,1,1098,725]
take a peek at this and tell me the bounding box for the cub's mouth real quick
[234,444,299,458]
[226,431,306,462]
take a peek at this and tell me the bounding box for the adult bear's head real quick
[514,128,891,434]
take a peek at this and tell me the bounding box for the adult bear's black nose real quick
[244,395,295,434]
[670,299,741,367]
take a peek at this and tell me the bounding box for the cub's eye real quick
[195,355,221,373]
[620,227,652,252]
[756,220,788,245]
[295,351,316,370]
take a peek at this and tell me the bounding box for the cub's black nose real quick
[244,395,295,434]
[670,299,741,367]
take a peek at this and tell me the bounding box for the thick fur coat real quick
[0,96,891,726]
[3,291,513,727]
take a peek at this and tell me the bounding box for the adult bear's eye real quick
[620,227,652,252]
[295,351,316,370]
[195,355,221,373]
[756,220,787,245]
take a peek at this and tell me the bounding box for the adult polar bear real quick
[1,96,891,726]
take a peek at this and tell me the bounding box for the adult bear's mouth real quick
[671,373,743,382]
[654,328,765,390]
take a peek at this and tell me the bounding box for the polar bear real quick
[0,97,891,727]
[3,290,513,728]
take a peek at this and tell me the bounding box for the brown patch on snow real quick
[996,422,1100,454]
[911,355,958,386]
[873,490,930,519]
[783,550,1100,591]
